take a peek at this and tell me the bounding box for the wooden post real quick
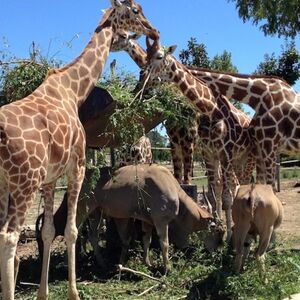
[180,184,198,202]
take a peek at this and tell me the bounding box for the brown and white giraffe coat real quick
[188,68,300,185]
[137,39,256,239]
[117,135,153,167]
[0,1,158,299]
[111,35,255,221]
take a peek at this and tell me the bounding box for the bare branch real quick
[0,60,43,66]
[117,264,165,283]
[137,283,160,297]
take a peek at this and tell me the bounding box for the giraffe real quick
[111,33,201,185]
[165,116,199,184]
[0,1,158,299]
[111,35,255,218]
[117,135,152,167]
[111,33,299,188]
[110,34,255,188]
[137,38,256,238]
[186,67,300,186]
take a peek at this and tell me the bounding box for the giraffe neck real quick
[167,57,220,119]
[126,40,148,68]
[40,12,115,108]
[121,39,297,113]
[188,68,296,110]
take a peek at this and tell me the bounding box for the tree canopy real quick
[229,0,300,38]
[255,41,300,85]
[179,37,238,72]
[179,37,242,110]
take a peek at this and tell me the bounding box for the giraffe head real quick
[139,38,177,87]
[106,0,159,40]
[110,31,139,52]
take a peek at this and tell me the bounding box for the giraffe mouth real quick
[136,19,159,40]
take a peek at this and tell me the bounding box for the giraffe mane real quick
[44,68,59,80]
[187,66,289,84]
[95,8,114,33]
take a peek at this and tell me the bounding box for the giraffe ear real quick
[110,0,125,7]
[167,45,177,55]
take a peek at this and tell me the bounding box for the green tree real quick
[179,37,238,73]
[147,129,168,147]
[0,41,54,105]
[179,37,243,110]
[0,39,73,106]
[179,38,210,68]
[255,41,300,85]
[147,129,171,162]
[210,50,238,73]
[3,61,50,104]
[229,0,300,38]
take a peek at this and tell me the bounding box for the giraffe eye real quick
[156,53,164,60]
[132,7,139,14]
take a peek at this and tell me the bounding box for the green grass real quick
[191,166,300,189]
[17,237,300,300]
[280,167,300,180]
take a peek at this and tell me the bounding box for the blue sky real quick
[1,0,299,93]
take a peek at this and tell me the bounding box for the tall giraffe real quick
[111,35,254,217]
[111,34,202,185]
[187,68,300,185]
[110,34,255,188]
[112,33,300,187]
[138,39,254,238]
[0,1,158,299]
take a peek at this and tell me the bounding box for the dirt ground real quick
[274,180,300,249]
[17,179,300,260]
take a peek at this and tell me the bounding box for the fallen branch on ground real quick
[137,283,160,297]
[117,264,165,283]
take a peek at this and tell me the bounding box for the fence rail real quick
[51,158,299,193]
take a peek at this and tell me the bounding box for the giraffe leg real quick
[221,160,238,242]
[65,164,85,300]
[37,183,56,300]
[0,183,9,268]
[240,153,256,185]
[0,230,19,300]
[204,155,222,217]
[0,189,35,300]
[255,142,266,184]
[214,165,223,219]
[170,142,183,184]
[265,152,277,188]
[183,144,194,184]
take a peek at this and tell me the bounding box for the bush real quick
[2,61,49,103]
